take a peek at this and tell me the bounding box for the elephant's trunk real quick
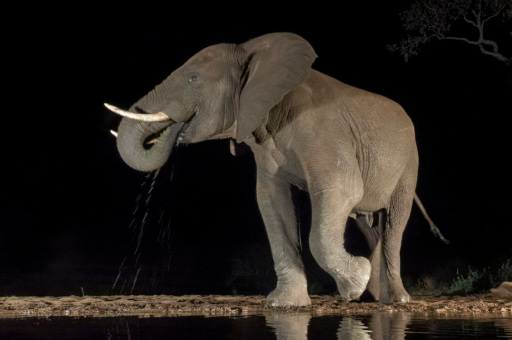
[117,118,184,172]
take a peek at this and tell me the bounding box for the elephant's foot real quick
[266,282,311,307]
[334,256,371,302]
[388,283,410,303]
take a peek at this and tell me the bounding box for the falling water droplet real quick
[150,269,157,287]
[112,271,122,290]
[120,279,127,294]
[128,219,136,230]
[131,267,142,294]
[158,210,164,224]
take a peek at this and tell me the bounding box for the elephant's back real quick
[308,69,414,129]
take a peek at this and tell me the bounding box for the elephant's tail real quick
[413,193,450,244]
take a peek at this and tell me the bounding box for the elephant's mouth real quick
[176,113,196,143]
[143,113,196,148]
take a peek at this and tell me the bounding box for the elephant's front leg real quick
[308,170,371,302]
[256,172,310,307]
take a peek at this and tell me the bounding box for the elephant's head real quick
[106,33,317,172]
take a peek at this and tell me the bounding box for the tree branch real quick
[477,44,509,62]
[443,36,510,62]
[422,0,438,15]
[480,39,500,53]
[463,14,479,28]
[443,36,479,45]
[473,1,483,27]
[390,0,512,67]
[428,34,443,41]
[482,4,506,26]
[471,9,479,22]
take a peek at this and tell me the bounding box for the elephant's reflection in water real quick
[365,313,410,340]
[266,313,411,340]
[266,314,311,340]
[337,318,372,340]
[493,318,512,337]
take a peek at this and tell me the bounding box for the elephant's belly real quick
[352,132,415,212]
[352,192,391,213]
[352,163,404,212]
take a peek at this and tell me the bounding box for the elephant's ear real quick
[236,33,317,143]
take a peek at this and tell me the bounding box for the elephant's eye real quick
[189,75,198,83]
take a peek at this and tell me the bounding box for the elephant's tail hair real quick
[414,193,450,244]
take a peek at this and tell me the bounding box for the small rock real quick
[490,282,512,298]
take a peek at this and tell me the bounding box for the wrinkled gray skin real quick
[115,33,417,306]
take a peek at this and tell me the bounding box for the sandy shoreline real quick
[1,294,511,318]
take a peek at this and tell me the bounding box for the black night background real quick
[2,2,511,299]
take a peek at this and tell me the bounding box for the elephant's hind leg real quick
[380,158,418,303]
[353,212,383,301]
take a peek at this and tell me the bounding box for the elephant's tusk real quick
[110,130,118,138]
[146,138,158,144]
[104,103,171,122]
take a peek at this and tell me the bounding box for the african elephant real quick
[106,32,418,306]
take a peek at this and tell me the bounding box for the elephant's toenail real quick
[349,290,363,300]
[269,299,279,307]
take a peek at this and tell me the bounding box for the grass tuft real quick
[448,259,512,294]
[406,259,512,296]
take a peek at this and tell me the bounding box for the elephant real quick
[105,32,419,306]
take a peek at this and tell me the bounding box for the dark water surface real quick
[1,312,511,339]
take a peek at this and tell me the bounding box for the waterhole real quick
[1,312,511,339]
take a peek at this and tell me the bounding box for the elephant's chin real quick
[173,112,199,144]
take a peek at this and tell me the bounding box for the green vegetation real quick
[449,259,512,294]
[408,259,512,295]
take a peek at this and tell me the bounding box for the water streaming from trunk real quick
[111,145,182,295]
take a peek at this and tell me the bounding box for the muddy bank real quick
[1,294,511,318]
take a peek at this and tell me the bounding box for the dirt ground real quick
[1,294,511,318]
